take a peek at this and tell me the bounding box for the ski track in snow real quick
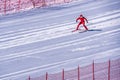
[0,13,120,49]
[1,0,119,36]
[0,28,120,62]
[0,0,118,26]
[0,0,120,33]
[0,18,120,49]
[0,9,120,40]
[0,48,120,79]
[0,27,119,79]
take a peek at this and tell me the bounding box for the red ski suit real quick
[76,16,88,30]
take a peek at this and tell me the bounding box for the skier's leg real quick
[76,22,81,30]
[83,24,88,30]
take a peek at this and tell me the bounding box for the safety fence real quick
[26,58,120,80]
[0,0,73,15]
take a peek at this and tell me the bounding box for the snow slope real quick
[0,0,120,80]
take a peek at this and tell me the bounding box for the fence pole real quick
[46,72,48,80]
[93,60,95,80]
[64,0,65,3]
[42,0,46,7]
[8,0,10,10]
[78,65,80,80]
[62,69,64,80]
[30,0,35,8]
[4,0,6,15]
[54,0,56,4]
[18,0,21,11]
[108,60,111,80]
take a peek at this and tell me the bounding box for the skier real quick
[75,14,88,31]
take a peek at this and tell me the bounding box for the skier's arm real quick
[76,17,79,22]
[84,17,88,23]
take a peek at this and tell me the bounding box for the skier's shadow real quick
[87,29,102,31]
